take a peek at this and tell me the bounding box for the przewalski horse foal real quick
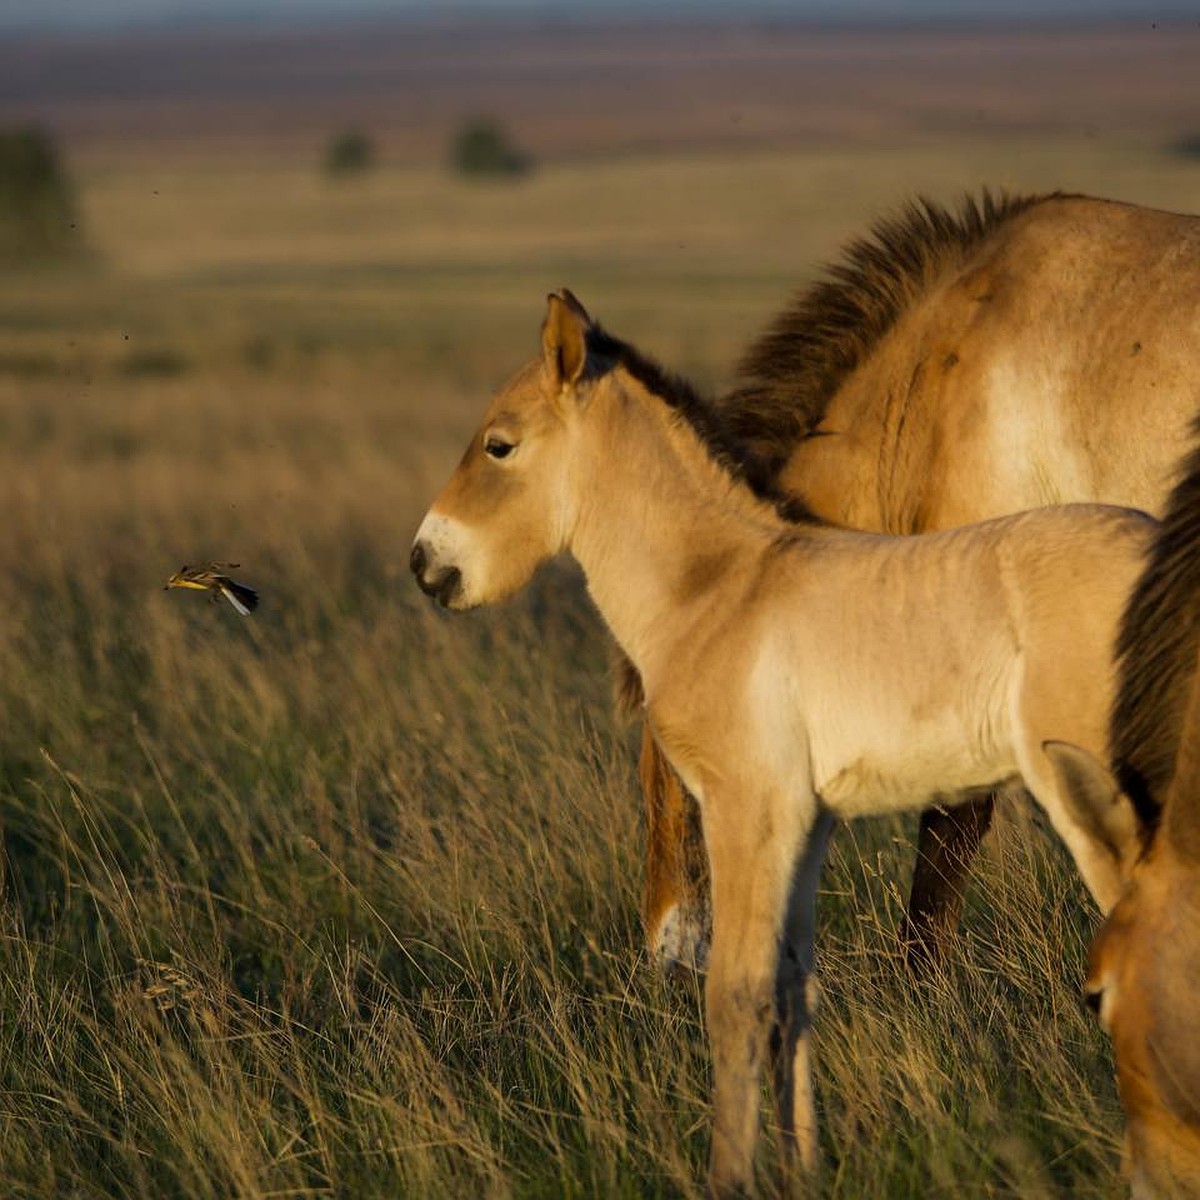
[1046,433,1200,1198]
[413,291,1154,1194]
[639,192,1200,975]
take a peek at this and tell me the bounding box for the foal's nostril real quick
[410,542,462,604]
[437,567,462,606]
[1082,986,1103,1017]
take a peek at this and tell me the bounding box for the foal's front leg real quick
[772,809,834,1181]
[703,787,819,1197]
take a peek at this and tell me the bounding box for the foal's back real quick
[757,504,1153,828]
[775,502,1151,669]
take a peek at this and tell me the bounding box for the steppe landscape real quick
[1,16,1199,1196]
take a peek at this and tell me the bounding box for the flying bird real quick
[165,563,259,615]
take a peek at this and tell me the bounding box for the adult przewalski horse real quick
[1047,428,1200,1198]
[638,191,1200,974]
[412,290,1155,1194]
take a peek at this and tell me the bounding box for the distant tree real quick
[323,131,376,179]
[0,127,83,265]
[451,119,531,179]
[1173,133,1200,161]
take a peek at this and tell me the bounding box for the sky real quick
[0,0,1191,34]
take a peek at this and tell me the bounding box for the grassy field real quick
[1,133,1198,1197]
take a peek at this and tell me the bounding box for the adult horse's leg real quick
[901,794,995,969]
[638,725,711,973]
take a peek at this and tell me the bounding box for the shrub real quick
[451,118,531,179]
[0,127,83,265]
[323,131,376,179]
[1172,133,1200,160]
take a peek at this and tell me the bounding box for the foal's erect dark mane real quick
[586,324,815,525]
[1112,425,1200,826]
[719,190,1062,467]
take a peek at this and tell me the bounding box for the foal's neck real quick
[568,371,787,678]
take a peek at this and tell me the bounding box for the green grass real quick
[1,132,1189,1196]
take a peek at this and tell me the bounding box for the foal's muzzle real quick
[410,541,463,608]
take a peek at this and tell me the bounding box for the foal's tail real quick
[1111,421,1200,822]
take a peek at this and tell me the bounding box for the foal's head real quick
[1048,733,1200,1197]
[410,290,594,609]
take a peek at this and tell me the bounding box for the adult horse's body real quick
[412,291,1155,1194]
[640,191,1200,973]
[1047,431,1200,1198]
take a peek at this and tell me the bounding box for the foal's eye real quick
[484,436,515,461]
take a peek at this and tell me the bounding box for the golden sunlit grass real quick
[2,132,1193,1196]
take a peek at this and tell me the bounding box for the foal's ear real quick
[542,289,591,393]
[1043,740,1143,874]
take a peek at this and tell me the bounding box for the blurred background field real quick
[0,10,1198,1197]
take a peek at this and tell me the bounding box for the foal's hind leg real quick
[901,793,994,970]
[1013,739,1124,912]
[1009,658,1127,912]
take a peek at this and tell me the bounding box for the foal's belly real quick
[820,759,1019,819]
[814,713,1018,820]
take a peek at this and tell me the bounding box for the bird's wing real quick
[218,582,253,616]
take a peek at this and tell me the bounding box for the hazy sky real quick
[0,0,1190,33]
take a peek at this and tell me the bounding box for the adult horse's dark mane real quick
[721,189,1061,471]
[1112,424,1200,828]
[589,191,1064,524]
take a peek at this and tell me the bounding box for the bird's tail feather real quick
[219,580,259,615]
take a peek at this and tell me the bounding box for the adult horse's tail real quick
[615,654,710,973]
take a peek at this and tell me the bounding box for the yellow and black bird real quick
[165,563,259,616]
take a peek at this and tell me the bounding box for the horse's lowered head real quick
[411,289,594,609]
[1046,737,1200,1198]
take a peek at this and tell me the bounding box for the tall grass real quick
[0,137,1174,1195]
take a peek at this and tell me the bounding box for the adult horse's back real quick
[643,191,1200,972]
